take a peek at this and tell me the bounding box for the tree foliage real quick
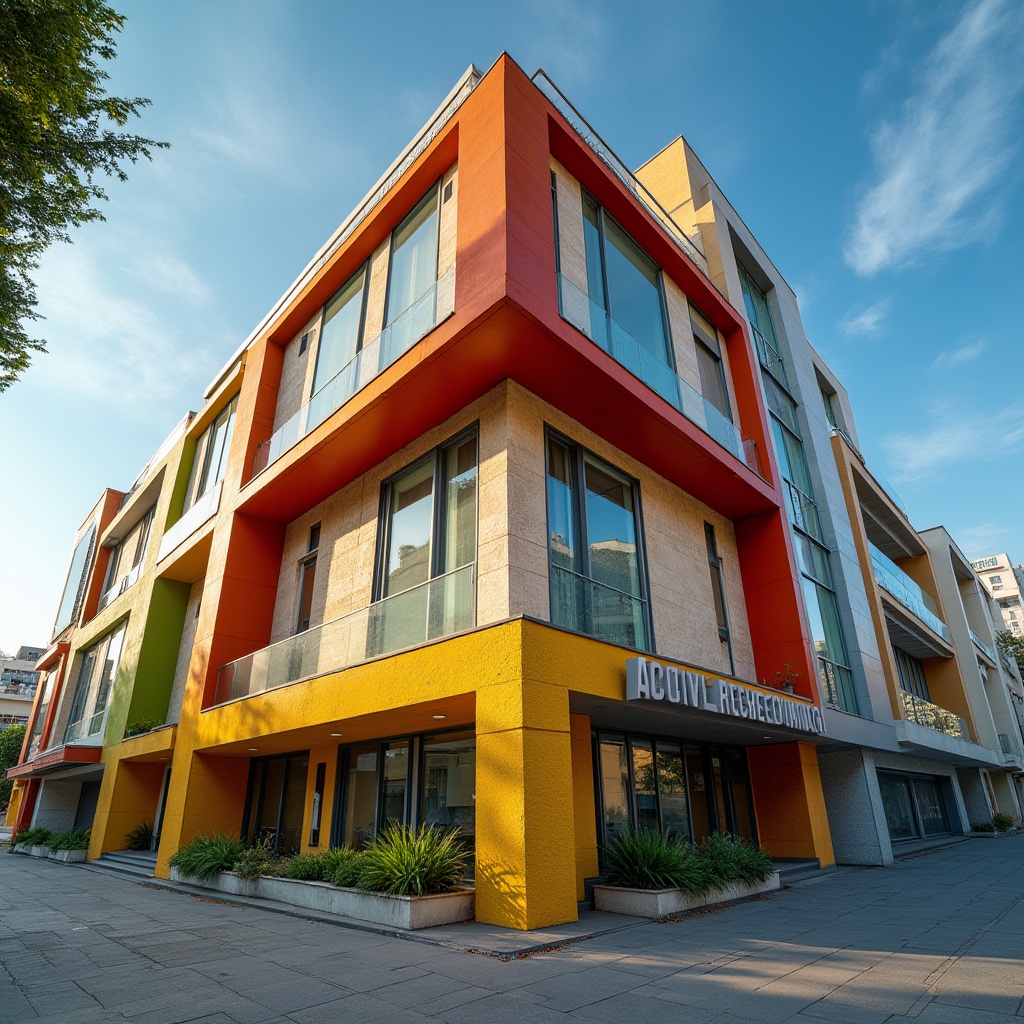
[0,0,166,391]
[995,629,1024,671]
[0,724,27,807]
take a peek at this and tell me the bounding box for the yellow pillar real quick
[475,677,578,930]
[570,713,598,900]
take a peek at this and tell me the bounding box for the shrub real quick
[169,833,244,881]
[356,824,466,896]
[123,718,164,738]
[329,849,368,888]
[49,828,91,851]
[14,826,53,847]
[698,832,775,889]
[124,822,154,851]
[602,828,708,893]
[972,821,996,832]
[285,847,356,882]
[233,840,284,881]
[992,812,1015,831]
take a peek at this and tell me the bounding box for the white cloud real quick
[956,523,1012,559]
[883,400,1024,483]
[839,299,890,337]
[932,339,986,369]
[527,0,608,90]
[845,0,1024,276]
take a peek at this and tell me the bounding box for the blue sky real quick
[2,0,1023,654]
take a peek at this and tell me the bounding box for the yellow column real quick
[475,677,578,930]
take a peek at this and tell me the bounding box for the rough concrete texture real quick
[1,836,1023,1022]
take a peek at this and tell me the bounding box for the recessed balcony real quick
[869,541,950,642]
[899,690,969,742]
[211,562,475,707]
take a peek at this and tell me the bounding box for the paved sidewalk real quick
[1,837,1023,1023]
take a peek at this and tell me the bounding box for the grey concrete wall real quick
[819,747,893,866]
[32,779,84,832]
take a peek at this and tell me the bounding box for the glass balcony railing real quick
[550,564,649,652]
[869,541,951,642]
[557,274,760,474]
[97,563,143,612]
[749,321,788,388]
[999,733,1020,758]
[817,655,858,714]
[64,711,106,745]
[212,563,475,706]
[899,689,969,741]
[969,629,996,661]
[254,270,454,475]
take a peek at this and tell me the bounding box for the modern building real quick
[637,136,1021,862]
[8,57,840,930]
[971,553,1024,637]
[0,647,43,731]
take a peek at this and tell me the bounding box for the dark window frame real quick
[310,262,372,400]
[381,180,443,332]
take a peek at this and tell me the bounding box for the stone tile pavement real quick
[1,835,1022,1023]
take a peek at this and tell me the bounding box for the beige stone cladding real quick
[438,163,458,279]
[273,311,323,435]
[265,380,755,685]
[166,580,204,725]
[504,383,755,682]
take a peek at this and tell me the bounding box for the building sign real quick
[970,556,1000,571]
[625,657,826,736]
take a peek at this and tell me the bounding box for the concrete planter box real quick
[169,869,474,930]
[29,845,52,858]
[50,849,88,863]
[594,871,780,918]
[11,843,30,855]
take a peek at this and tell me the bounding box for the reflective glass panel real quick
[655,742,690,841]
[422,730,475,878]
[443,438,477,573]
[314,268,366,395]
[380,742,409,828]
[599,736,631,844]
[912,778,949,837]
[696,342,731,420]
[546,438,577,572]
[386,189,438,327]
[603,216,668,362]
[344,746,379,849]
[631,738,658,832]
[384,460,434,596]
[879,774,918,841]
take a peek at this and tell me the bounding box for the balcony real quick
[557,274,760,474]
[869,542,951,642]
[550,564,649,652]
[749,322,788,388]
[969,628,996,661]
[816,655,859,714]
[784,480,823,542]
[158,480,223,562]
[63,711,106,745]
[899,689,969,741]
[253,270,454,476]
[97,563,143,612]
[212,563,475,706]
[999,732,1021,760]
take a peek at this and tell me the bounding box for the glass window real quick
[185,395,238,513]
[696,341,730,420]
[385,186,439,328]
[893,646,930,701]
[53,522,97,638]
[63,622,127,743]
[101,507,155,606]
[313,267,368,396]
[879,773,917,841]
[343,745,381,850]
[26,669,57,758]
[421,730,475,877]
[546,433,649,650]
[244,752,310,854]
[598,735,631,844]
[370,429,477,655]
[705,523,733,674]
[802,577,857,712]
[822,389,839,429]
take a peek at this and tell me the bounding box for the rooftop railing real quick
[557,274,761,474]
[253,271,454,476]
[899,689,969,741]
[532,70,707,275]
[212,563,475,706]
[869,541,951,642]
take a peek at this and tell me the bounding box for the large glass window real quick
[53,522,97,638]
[384,185,440,338]
[370,429,477,655]
[26,668,57,758]
[739,264,786,386]
[705,523,733,673]
[878,771,954,843]
[893,646,931,701]
[243,752,310,854]
[691,305,732,421]
[184,395,238,513]
[312,267,368,398]
[546,432,649,650]
[100,507,154,608]
[63,622,127,744]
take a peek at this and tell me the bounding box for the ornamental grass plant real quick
[168,833,244,881]
[124,821,154,851]
[13,826,52,847]
[48,828,91,850]
[697,831,775,888]
[232,839,284,880]
[286,847,358,882]
[356,824,467,896]
[328,848,367,887]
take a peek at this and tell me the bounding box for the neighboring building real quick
[971,553,1024,637]
[638,136,1018,863]
[8,58,836,930]
[0,647,44,731]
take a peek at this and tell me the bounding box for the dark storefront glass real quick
[244,752,310,854]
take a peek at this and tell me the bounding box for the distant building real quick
[971,554,1024,636]
[0,647,43,731]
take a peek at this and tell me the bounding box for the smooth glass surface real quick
[685,747,712,843]
[879,774,917,841]
[913,778,949,836]
[26,669,56,758]
[380,742,409,828]
[198,397,237,500]
[279,756,309,854]
[656,743,690,841]
[443,438,477,573]
[313,268,366,396]
[546,438,577,572]
[696,342,731,420]
[584,456,640,599]
[296,556,316,632]
[64,622,126,742]
[893,646,931,701]
[422,730,476,878]
[386,188,438,328]
[53,524,95,637]
[384,460,434,597]
[599,736,630,843]
[801,578,854,702]
[344,745,380,849]
[603,217,668,362]
[739,265,781,357]
[631,738,658,832]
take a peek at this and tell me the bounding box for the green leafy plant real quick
[602,828,707,892]
[168,833,244,881]
[124,821,153,851]
[698,832,775,888]
[286,847,356,882]
[48,828,91,850]
[972,821,996,832]
[992,812,1015,831]
[123,718,163,739]
[330,849,368,888]
[356,824,467,896]
[233,839,284,881]
[14,826,53,847]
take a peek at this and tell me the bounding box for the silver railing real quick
[749,322,788,387]
[64,711,105,745]
[254,270,455,475]
[969,629,996,661]
[817,655,858,714]
[899,689,969,741]
[557,275,760,473]
[212,563,476,706]
[533,71,707,274]
[869,542,951,641]
[550,564,650,652]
